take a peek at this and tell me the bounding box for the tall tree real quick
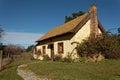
[0,28,4,38]
[64,11,85,23]
[118,27,120,33]
[26,45,34,52]
[0,28,4,43]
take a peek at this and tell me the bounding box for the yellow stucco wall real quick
[71,20,91,43]
[66,20,91,59]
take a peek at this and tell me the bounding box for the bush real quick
[62,53,73,63]
[43,55,50,61]
[105,49,120,59]
[63,57,73,63]
[77,33,120,59]
[76,57,86,62]
[21,52,33,60]
[54,55,62,61]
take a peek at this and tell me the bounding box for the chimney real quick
[89,5,99,39]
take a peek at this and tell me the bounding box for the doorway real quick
[48,44,54,61]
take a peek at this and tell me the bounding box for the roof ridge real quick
[36,13,89,42]
[46,13,88,31]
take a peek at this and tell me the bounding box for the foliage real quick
[118,27,120,33]
[64,11,85,23]
[26,45,34,52]
[63,57,73,63]
[62,53,73,62]
[0,28,4,38]
[3,44,25,59]
[106,49,120,59]
[73,57,86,63]
[21,52,33,60]
[28,59,120,80]
[0,28,4,43]
[54,55,62,61]
[77,33,120,59]
[43,54,50,61]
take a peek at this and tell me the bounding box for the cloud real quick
[1,32,43,47]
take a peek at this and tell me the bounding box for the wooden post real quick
[0,50,3,70]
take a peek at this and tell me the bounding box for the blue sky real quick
[0,0,120,48]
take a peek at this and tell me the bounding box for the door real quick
[49,44,54,61]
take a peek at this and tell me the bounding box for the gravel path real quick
[17,64,41,80]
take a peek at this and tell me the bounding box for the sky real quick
[0,0,120,48]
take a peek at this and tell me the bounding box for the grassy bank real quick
[0,60,34,80]
[28,59,120,80]
[1,59,120,80]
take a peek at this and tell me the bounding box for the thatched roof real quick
[36,12,105,42]
[36,13,89,42]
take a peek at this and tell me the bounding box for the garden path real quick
[17,64,41,80]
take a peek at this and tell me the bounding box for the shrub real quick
[62,53,73,62]
[63,57,73,63]
[21,52,33,60]
[43,55,50,61]
[77,33,120,59]
[77,57,86,62]
[113,49,120,59]
[106,49,120,59]
[54,55,62,61]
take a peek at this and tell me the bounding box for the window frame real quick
[42,46,46,54]
[58,42,64,54]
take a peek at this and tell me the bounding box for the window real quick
[58,42,64,54]
[42,46,46,54]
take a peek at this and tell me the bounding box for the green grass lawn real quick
[0,60,34,80]
[0,59,120,80]
[28,60,120,80]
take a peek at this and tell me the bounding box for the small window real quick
[42,46,46,54]
[58,42,64,54]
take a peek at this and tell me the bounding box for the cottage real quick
[34,5,105,60]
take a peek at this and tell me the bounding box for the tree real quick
[118,27,120,33]
[3,44,25,59]
[64,11,85,23]
[0,28,4,42]
[26,45,34,52]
